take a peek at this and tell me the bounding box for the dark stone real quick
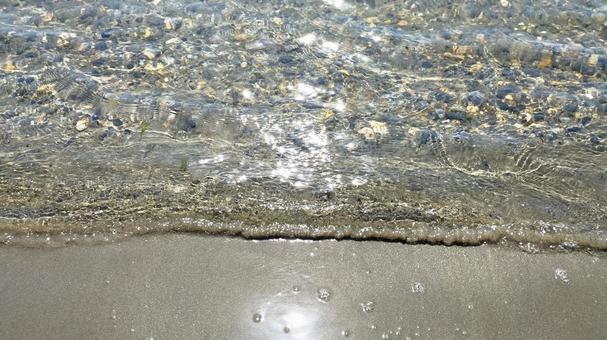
[1,111,17,119]
[533,113,544,122]
[99,127,115,141]
[183,117,197,129]
[112,118,123,127]
[525,68,541,77]
[145,15,166,28]
[101,29,112,39]
[479,159,490,170]
[278,54,293,64]
[580,116,591,125]
[435,91,454,103]
[23,51,38,58]
[429,109,445,120]
[590,135,600,145]
[92,58,106,66]
[496,100,509,110]
[467,91,485,106]
[418,129,438,145]
[562,102,578,114]
[185,3,205,13]
[420,61,433,68]
[446,111,467,122]
[94,41,108,51]
[496,84,520,99]
[598,56,607,71]
[565,126,581,133]
[500,69,516,78]
[16,76,34,84]
[92,107,102,121]
[545,131,558,141]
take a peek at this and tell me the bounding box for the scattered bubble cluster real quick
[360,301,376,313]
[411,282,426,294]
[554,268,570,284]
[317,287,332,303]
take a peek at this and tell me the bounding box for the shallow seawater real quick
[0,0,606,249]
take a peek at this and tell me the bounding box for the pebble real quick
[496,84,520,99]
[467,91,485,106]
[142,48,158,60]
[94,41,108,51]
[76,118,89,131]
[446,111,467,122]
[562,103,578,115]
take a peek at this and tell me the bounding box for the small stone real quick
[278,54,294,64]
[533,113,544,122]
[580,116,591,126]
[164,18,174,30]
[94,41,108,51]
[3,59,16,72]
[587,54,599,67]
[538,54,552,69]
[496,84,520,99]
[467,91,485,106]
[143,27,155,39]
[562,102,578,115]
[469,63,483,73]
[435,91,454,103]
[142,48,157,60]
[467,105,480,115]
[369,120,388,136]
[446,111,467,122]
[358,127,375,140]
[76,118,89,131]
[418,129,438,145]
[429,109,445,120]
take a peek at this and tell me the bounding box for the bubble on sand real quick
[360,300,375,313]
[554,268,570,283]
[411,282,425,294]
[317,287,332,303]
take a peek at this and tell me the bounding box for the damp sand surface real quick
[1,0,607,249]
[0,234,605,339]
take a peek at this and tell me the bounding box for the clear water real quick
[0,0,606,249]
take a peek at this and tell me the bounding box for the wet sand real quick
[0,234,605,339]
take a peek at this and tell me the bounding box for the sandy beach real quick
[0,235,604,339]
